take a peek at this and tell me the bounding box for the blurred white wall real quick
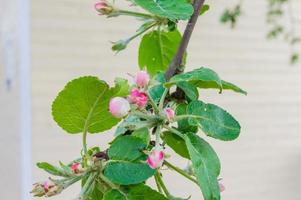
[1,0,301,199]
[0,0,24,200]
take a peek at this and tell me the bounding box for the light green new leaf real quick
[108,136,146,161]
[184,133,221,200]
[36,162,69,177]
[133,0,193,21]
[104,162,155,185]
[187,100,241,141]
[128,184,168,200]
[200,4,210,15]
[111,77,130,97]
[103,189,126,200]
[162,131,190,159]
[52,76,129,134]
[139,30,182,76]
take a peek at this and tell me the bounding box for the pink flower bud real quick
[134,71,150,88]
[109,97,130,118]
[218,179,225,192]
[147,149,164,169]
[71,162,81,173]
[31,181,53,197]
[164,108,175,121]
[128,88,148,108]
[43,181,49,192]
[94,1,113,15]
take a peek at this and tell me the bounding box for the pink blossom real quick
[71,162,81,173]
[128,88,148,108]
[109,97,130,118]
[164,107,175,121]
[147,149,164,169]
[134,71,150,88]
[218,179,225,192]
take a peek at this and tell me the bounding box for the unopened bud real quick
[94,1,114,15]
[46,185,64,197]
[164,107,175,121]
[30,181,53,197]
[109,97,130,118]
[147,148,165,169]
[134,71,150,88]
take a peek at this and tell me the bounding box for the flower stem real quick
[155,126,162,148]
[159,89,168,110]
[82,130,89,167]
[174,114,208,121]
[155,172,171,198]
[111,9,154,19]
[154,175,163,194]
[163,125,184,139]
[99,173,119,190]
[147,91,160,114]
[82,130,88,155]
[164,160,198,185]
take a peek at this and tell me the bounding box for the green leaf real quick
[176,104,198,133]
[200,4,210,15]
[162,131,190,159]
[187,100,241,141]
[115,116,140,136]
[184,133,221,200]
[177,81,199,101]
[132,128,150,146]
[52,76,129,134]
[166,67,222,92]
[149,72,166,102]
[221,80,247,95]
[115,115,154,134]
[166,67,246,95]
[133,0,193,21]
[104,162,155,185]
[108,136,146,161]
[128,184,168,200]
[195,80,247,95]
[139,30,182,76]
[36,162,69,177]
[103,189,126,200]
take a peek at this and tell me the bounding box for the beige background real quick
[1,0,301,199]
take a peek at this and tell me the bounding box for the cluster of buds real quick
[109,71,150,118]
[31,181,63,197]
[94,0,114,15]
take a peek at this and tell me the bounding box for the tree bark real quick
[165,0,206,81]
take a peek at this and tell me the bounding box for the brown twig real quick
[165,0,206,81]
